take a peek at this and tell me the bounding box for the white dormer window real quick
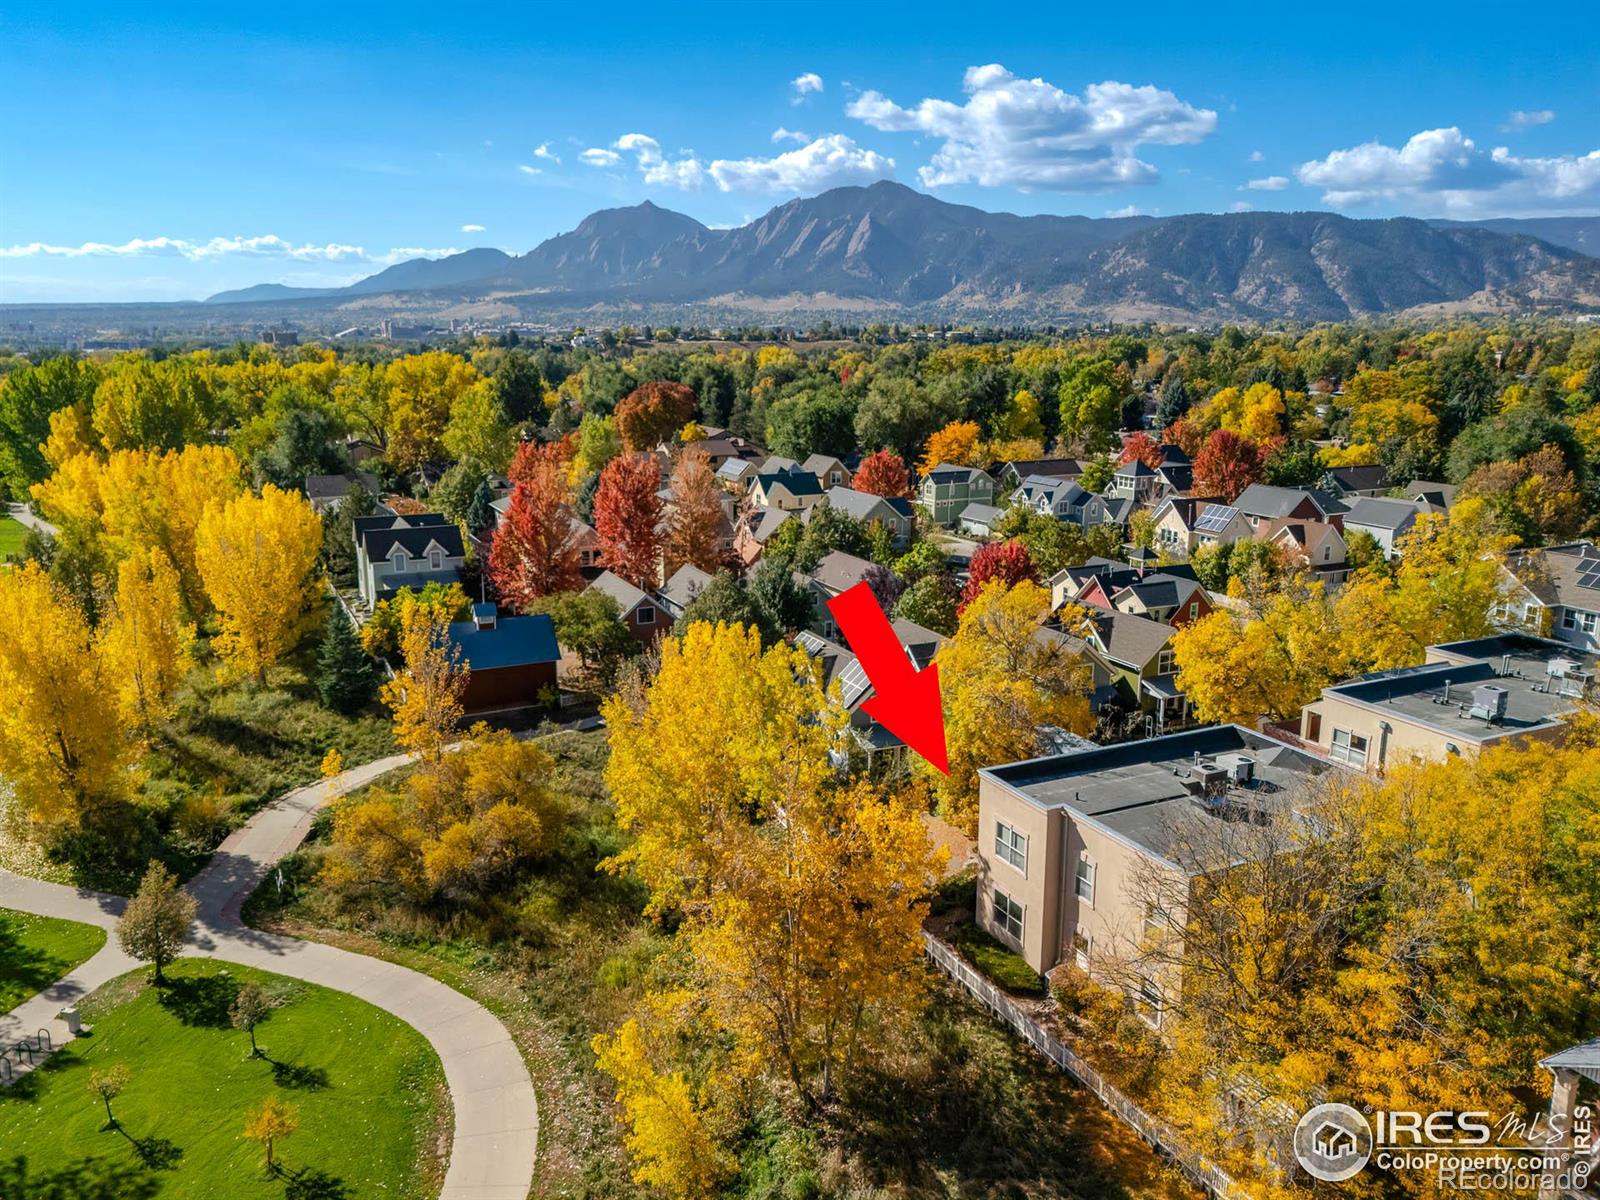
[430,548,443,570]
[390,547,407,572]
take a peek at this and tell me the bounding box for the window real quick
[390,547,407,572]
[1072,927,1092,969]
[1188,601,1199,618]
[636,605,656,625]
[1156,649,1176,675]
[1564,609,1598,633]
[1329,728,1369,767]
[1143,905,1164,941]
[1136,977,1164,1027]
[994,821,1027,873]
[1074,856,1096,905]
[430,548,443,570]
[993,890,1024,942]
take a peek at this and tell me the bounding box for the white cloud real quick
[461,224,486,232]
[517,164,543,176]
[1106,205,1143,217]
[1229,201,1253,212]
[771,126,810,144]
[791,72,823,104]
[709,134,894,193]
[1296,126,1600,216]
[615,133,705,188]
[846,64,1217,191]
[1249,149,1265,162]
[1503,109,1555,131]
[1245,175,1290,191]
[0,236,459,264]
[533,142,561,162]
[579,147,622,168]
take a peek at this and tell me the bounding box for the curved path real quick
[0,753,538,1200]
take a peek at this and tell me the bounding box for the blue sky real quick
[3,0,1597,302]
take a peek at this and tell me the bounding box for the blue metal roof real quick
[447,614,560,670]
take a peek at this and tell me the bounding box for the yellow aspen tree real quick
[381,606,468,763]
[98,548,195,738]
[195,484,323,683]
[242,1096,299,1173]
[0,563,127,831]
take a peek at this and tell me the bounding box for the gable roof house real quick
[974,726,1344,986]
[795,617,948,770]
[819,486,915,547]
[1106,574,1214,628]
[1497,542,1600,653]
[1083,610,1194,737]
[655,564,716,620]
[803,550,878,637]
[1259,518,1348,584]
[671,436,765,473]
[1406,479,1458,508]
[447,606,560,713]
[1233,484,1340,533]
[716,457,759,491]
[733,504,797,568]
[758,455,800,475]
[585,570,665,646]
[1318,464,1390,498]
[354,512,466,607]
[1107,458,1163,506]
[1298,633,1595,771]
[1148,496,1227,556]
[749,468,825,511]
[305,470,380,514]
[958,502,1007,538]
[1341,497,1432,559]
[919,463,995,526]
[993,458,1084,491]
[803,454,851,489]
[1011,475,1110,528]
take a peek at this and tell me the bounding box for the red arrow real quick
[826,581,949,774]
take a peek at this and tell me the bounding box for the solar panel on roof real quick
[835,657,873,707]
[1193,505,1239,533]
[1578,562,1600,590]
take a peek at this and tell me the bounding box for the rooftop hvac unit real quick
[1214,753,1256,784]
[1548,658,1578,679]
[1187,758,1228,793]
[1469,684,1509,724]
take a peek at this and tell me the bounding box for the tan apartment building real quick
[1298,634,1593,771]
[974,727,1343,1017]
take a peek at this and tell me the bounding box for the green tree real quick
[432,457,494,532]
[528,590,638,688]
[1058,358,1124,454]
[116,862,197,985]
[0,356,100,497]
[748,556,814,635]
[229,982,272,1059]
[675,570,767,638]
[893,573,958,635]
[316,606,380,714]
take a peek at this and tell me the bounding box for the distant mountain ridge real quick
[204,182,1600,321]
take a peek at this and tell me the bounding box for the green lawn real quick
[0,909,106,1012]
[0,515,28,562]
[0,959,446,1199]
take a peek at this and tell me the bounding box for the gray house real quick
[820,486,915,547]
[1010,475,1109,527]
[918,463,995,525]
[1342,496,1432,558]
[354,512,466,606]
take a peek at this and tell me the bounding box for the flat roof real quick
[1326,637,1594,742]
[982,726,1338,867]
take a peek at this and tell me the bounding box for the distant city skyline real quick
[3,0,1597,302]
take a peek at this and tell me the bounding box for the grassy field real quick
[0,909,106,1012]
[0,959,446,1199]
[0,515,28,561]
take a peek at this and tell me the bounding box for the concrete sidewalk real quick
[0,751,538,1200]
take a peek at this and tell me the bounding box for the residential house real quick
[655,563,715,620]
[585,571,664,646]
[1148,496,1226,556]
[1104,573,1213,628]
[1318,464,1390,498]
[1298,633,1593,771]
[804,550,878,636]
[975,726,1342,983]
[1082,610,1194,736]
[758,455,800,475]
[733,505,797,568]
[749,468,824,511]
[1341,497,1432,559]
[1406,479,1458,508]
[1049,558,1145,611]
[992,458,1084,492]
[1010,475,1109,527]
[1154,461,1193,497]
[802,454,851,489]
[1259,518,1348,584]
[1107,459,1163,507]
[672,436,764,474]
[795,617,947,769]
[354,512,466,607]
[488,500,603,576]
[305,470,379,514]
[919,463,996,525]
[1497,542,1600,652]
[820,486,915,547]
[1233,484,1341,534]
[447,605,560,712]
[958,503,1007,538]
[716,458,759,492]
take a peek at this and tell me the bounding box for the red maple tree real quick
[1117,431,1165,470]
[594,452,665,586]
[488,441,583,607]
[959,539,1038,612]
[664,449,728,575]
[614,380,698,452]
[1192,429,1265,502]
[851,448,912,498]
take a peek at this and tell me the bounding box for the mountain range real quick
[204,181,1600,323]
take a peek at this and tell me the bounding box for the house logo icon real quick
[1293,1103,1372,1182]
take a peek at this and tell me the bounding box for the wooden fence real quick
[923,933,1245,1200]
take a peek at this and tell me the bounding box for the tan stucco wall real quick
[975,776,1062,974]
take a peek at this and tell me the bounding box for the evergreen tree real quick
[1155,371,1192,429]
[316,606,379,714]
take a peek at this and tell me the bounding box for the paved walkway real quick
[0,754,539,1200]
[4,502,58,538]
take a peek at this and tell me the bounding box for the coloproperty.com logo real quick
[1292,1102,1595,1191]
